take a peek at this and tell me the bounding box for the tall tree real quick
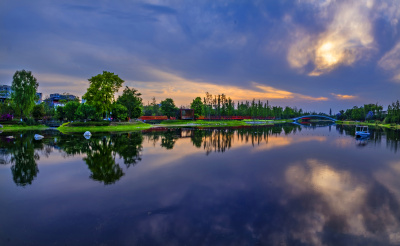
[11,70,39,118]
[116,86,143,119]
[190,97,204,119]
[83,71,124,118]
[160,98,177,118]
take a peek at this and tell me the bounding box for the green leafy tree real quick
[116,86,143,119]
[75,103,98,121]
[82,71,124,118]
[64,101,80,121]
[55,106,66,121]
[111,103,128,121]
[32,104,45,120]
[160,98,177,118]
[11,70,39,118]
[190,97,204,119]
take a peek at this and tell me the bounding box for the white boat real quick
[355,125,370,138]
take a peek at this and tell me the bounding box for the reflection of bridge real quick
[291,115,337,122]
[291,121,336,128]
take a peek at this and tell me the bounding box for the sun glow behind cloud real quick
[288,0,374,76]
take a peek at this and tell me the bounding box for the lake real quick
[1,124,400,245]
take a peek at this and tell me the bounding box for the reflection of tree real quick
[84,137,124,185]
[160,130,179,150]
[112,132,143,168]
[337,125,400,153]
[56,132,145,184]
[9,134,40,186]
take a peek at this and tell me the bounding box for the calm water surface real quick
[1,124,400,246]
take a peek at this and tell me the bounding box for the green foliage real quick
[75,103,98,121]
[160,98,177,118]
[11,70,39,118]
[69,121,111,126]
[55,106,66,121]
[111,103,128,121]
[82,71,124,117]
[32,104,45,120]
[64,101,80,121]
[190,97,203,119]
[386,100,400,124]
[143,97,161,116]
[117,86,143,119]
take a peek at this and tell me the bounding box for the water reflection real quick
[1,125,400,245]
[336,125,400,153]
[55,133,143,184]
[0,125,399,187]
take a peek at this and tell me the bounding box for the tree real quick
[190,97,204,119]
[32,104,45,120]
[64,101,80,121]
[55,106,66,121]
[82,71,124,118]
[75,103,97,121]
[11,70,39,118]
[111,103,128,121]
[160,98,177,118]
[116,86,143,119]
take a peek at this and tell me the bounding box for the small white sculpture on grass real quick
[83,131,92,139]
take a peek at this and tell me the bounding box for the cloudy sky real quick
[1,0,400,112]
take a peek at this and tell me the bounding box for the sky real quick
[1,0,400,113]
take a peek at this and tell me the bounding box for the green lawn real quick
[160,119,277,127]
[2,125,49,131]
[58,121,152,133]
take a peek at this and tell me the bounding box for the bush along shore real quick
[335,120,400,130]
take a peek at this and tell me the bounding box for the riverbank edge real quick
[58,120,291,133]
[335,120,400,130]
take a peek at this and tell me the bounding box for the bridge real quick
[291,115,337,122]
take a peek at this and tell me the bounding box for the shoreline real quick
[2,119,399,133]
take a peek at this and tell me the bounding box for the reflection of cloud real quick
[286,158,400,245]
[286,159,368,244]
[252,135,326,152]
[288,1,374,76]
[333,137,353,148]
[331,93,357,100]
[130,68,328,106]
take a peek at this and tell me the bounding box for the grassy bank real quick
[2,125,49,131]
[159,119,279,127]
[58,121,152,133]
[335,120,400,130]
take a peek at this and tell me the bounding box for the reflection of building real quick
[47,93,77,107]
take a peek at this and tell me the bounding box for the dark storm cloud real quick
[1,0,400,111]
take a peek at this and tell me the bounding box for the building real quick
[36,92,42,104]
[46,93,77,107]
[180,109,194,120]
[0,85,12,102]
[0,85,42,104]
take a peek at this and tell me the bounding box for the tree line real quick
[336,102,400,124]
[2,69,400,124]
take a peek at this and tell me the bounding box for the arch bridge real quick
[291,115,337,122]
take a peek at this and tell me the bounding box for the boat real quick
[355,125,370,138]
